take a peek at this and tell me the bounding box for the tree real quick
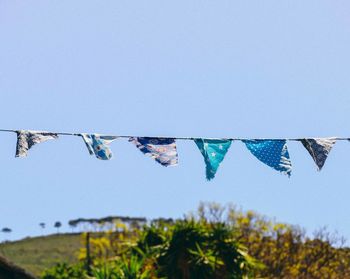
[54,221,62,233]
[1,228,11,233]
[39,222,46,235]
[68,220,78,233]
[136,220,259,279]
[1,227,12,242]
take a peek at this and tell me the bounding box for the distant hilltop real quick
[67,215,175,232]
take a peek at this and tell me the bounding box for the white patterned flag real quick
[16,130,59,158]
[300,138,336,170]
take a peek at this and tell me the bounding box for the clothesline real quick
[3,129,348,180]
[0,129,349,141]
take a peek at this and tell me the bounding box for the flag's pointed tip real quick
[206,176,214,181]
[98,154,113,160]
[164,162,178,167]
[15,154,26,158]
[205,167,214,181]
[283,169,292,177]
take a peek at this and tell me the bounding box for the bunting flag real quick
[194,139,232,180]
[300,138,336,170]
[15,130,59,158]
[129,137,178,167]
[0,127,348,179]
[243,140,292,176]
[81,134,118,160]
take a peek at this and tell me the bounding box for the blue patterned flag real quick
[194,139,232,180]
[81,134,118,160]
[129,137,178,167]
[300,138,336,171]
[243,140,292,176]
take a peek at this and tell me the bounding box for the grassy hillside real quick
[0,233,82,276]
[1,204,350,278]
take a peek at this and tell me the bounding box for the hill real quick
[0,233,82,277]
[0,254,37,279]
[1,204,350,278]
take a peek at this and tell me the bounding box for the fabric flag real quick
[16,130,59,158]
[81,134,118,160]
[194,139,232,180]
[300,138,336,170]
[129,137,178,167]
[243,140,292,176]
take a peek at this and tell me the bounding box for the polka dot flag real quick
[194,139,232,180]
[243,140,292,176]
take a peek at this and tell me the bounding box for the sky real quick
[0,0,350,241]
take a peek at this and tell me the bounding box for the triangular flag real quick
[129,137,178,167]
[300,138,336,170]
[194,139,232,180]
[243,140,292,176]
[16,130,59,158]
[81,134,118,160]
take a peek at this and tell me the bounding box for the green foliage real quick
[157,221,212,278]
[40,219,258,279]
[41,262,86,279]
[41,258,152,279]
[115,256,151,279]
[192,202,350,278]
[137,220,259,279]
[91,263,119,279]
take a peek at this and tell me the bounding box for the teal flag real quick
[194,139,232,180]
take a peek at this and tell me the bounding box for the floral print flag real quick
[81,134,118,160]
[129,137,178,167]
[194,139,232,180]
[300,138,336,171]
[16,130,59,157]
[243,140,292,176]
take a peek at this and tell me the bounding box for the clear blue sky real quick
[1,1,350,241]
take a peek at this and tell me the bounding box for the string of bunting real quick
[1,129,349,180]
